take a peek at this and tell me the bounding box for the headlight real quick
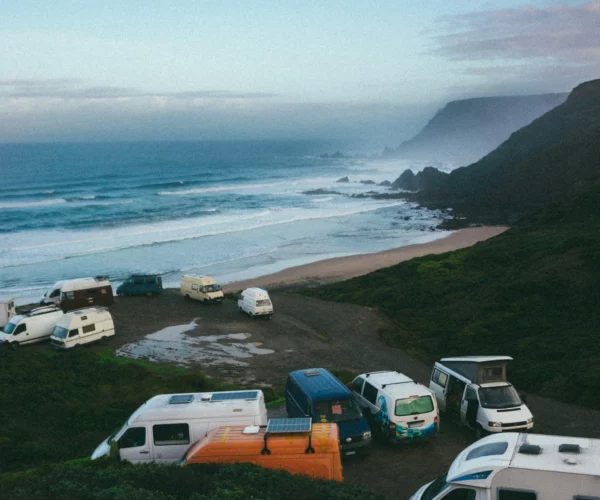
[527,418,533,424]
[363,431,372,439]
[488,421,502,428]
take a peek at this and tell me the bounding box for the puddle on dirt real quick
[116,321,275,367]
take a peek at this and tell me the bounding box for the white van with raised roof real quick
[238,287,273,318]
[0,298,16,328]
[180,275,224,303]
[1,305,64,349]
[351,370,439,443]
[410,432,600,499]
[91,390,268,464]
[50,307,114,349]
[429,356,533,439]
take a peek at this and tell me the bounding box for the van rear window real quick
[256,299,271,307]
[395,396,434,416]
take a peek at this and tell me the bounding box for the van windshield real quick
[315,398,363,423]
[421,472,450,500]
[478,385,522,409]
[3,321,17,334]
[395,395,434,416]
[53,327,68,339]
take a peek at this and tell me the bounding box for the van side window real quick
[68,329,79,338]
[465,386,477,401]
[191,284,199,291]
[352,377,365,395]
[50,289,60,298]
[118,427,146,449]
[87,289,97,295]
[63,292,75,301]
[82,324,95,334]
[153,423,190,446]
[363,382,378,405]
[145,278,155,285]
[498,489,537,500]
[14,324,26,335]
[432,369,448,388]
[442,489,476,500]
[134,279,144,285]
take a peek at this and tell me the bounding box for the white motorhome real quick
[1,305,64,349]
[91,390,268,464]
[50,307,115,349]
[0,298,16,328]
[410,432,600,499]
[238,287,273,317]
[180,275,224,303]
[430,356,533,439]
[40,280,65,305]
[351,371,439,443]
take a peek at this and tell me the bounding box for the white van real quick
[410,432,600,499]
[180,275,224,303]
[50,307,115,349]
[351,371,439,443]
[238,287,273,317]
[91,390,268,464]
[40,280,65,305]
[1,306,64,349]
[430,356,533,439]
[0,298,16,328]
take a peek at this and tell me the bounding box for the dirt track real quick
[30,289,600,499]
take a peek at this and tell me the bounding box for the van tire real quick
[10,342,19,351]
[475,425,487,440]
[117,292,125,297]
[146,291,153,297]
[185,294,191,301]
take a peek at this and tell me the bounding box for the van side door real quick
[351,376,367,411]
[13,323,27,344]
[117,425,150,463]
[430,368,449,411]
[151,422,192,464]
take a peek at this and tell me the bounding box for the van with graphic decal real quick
[350,371,439,443]
[285,368,371,457]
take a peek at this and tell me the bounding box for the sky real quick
[1,0,599,146]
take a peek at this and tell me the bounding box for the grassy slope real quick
[415,79,600,223]
[305,187,600,409]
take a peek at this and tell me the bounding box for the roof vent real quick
[519,444,541,455]
[559,443,581,454]
[564,457,578,466]
[169,394,194,404]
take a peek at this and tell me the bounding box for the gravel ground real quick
[22,289,600,499]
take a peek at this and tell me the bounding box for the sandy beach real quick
[224,225,508,292]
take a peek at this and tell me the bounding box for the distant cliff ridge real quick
[387,93,567,165]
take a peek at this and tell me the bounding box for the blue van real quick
[116,274,163,297]
[285,368,371,456]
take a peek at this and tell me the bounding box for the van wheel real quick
[117,292,125,297]
[185,294,191,301]
[10,342,19,351]
[146,291,153,297]
[475,425,487,440]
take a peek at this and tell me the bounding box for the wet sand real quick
[224,226,508,292]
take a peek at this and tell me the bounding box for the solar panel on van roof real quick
[169,394,194,404]
[266,418,312,434]
[210,391,259,402]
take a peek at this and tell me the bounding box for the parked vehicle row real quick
[41,275,114,311]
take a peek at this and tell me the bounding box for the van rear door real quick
[430,367,449,411]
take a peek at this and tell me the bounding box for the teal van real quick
[117,274,163,297]
[285,368,372,457]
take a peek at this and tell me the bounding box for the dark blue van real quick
[286,368,371,456]
[116,274,163,297]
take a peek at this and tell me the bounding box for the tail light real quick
[389,422,396,434]
[434,416,439,424]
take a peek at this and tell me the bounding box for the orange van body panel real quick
[183,423,343,481]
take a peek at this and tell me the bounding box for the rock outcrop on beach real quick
[409,79,600,223]
[379,180,391,187]
[336,176,350,183]
[384,93,567,165]
[391,167,447,191]
[301,188,343,195]
[320,151,349,159]
[359,180,376,185]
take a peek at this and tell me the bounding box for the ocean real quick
[0,140,448,301]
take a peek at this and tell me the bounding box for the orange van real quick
[180,420,343,481]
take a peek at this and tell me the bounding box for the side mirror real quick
[109,439,121,461]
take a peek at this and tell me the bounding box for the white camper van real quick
[410,432,600,500]
[351,371,439,443]
[40,280,65,305]
[238,287,273,317]
[50,307,115,349]
[0,298,16,328]
[1,306,64,349]
[91,390,268,464]
[180,275,224,303]
[430,356,533,439]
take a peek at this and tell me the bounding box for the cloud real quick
[0,80,276,100]
[430,1,600,90]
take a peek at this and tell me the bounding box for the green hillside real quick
[305,186,600,409]
[414,79,600,223]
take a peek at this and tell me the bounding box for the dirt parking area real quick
[29,289,600,499]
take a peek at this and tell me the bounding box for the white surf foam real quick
[0,198,68,209]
